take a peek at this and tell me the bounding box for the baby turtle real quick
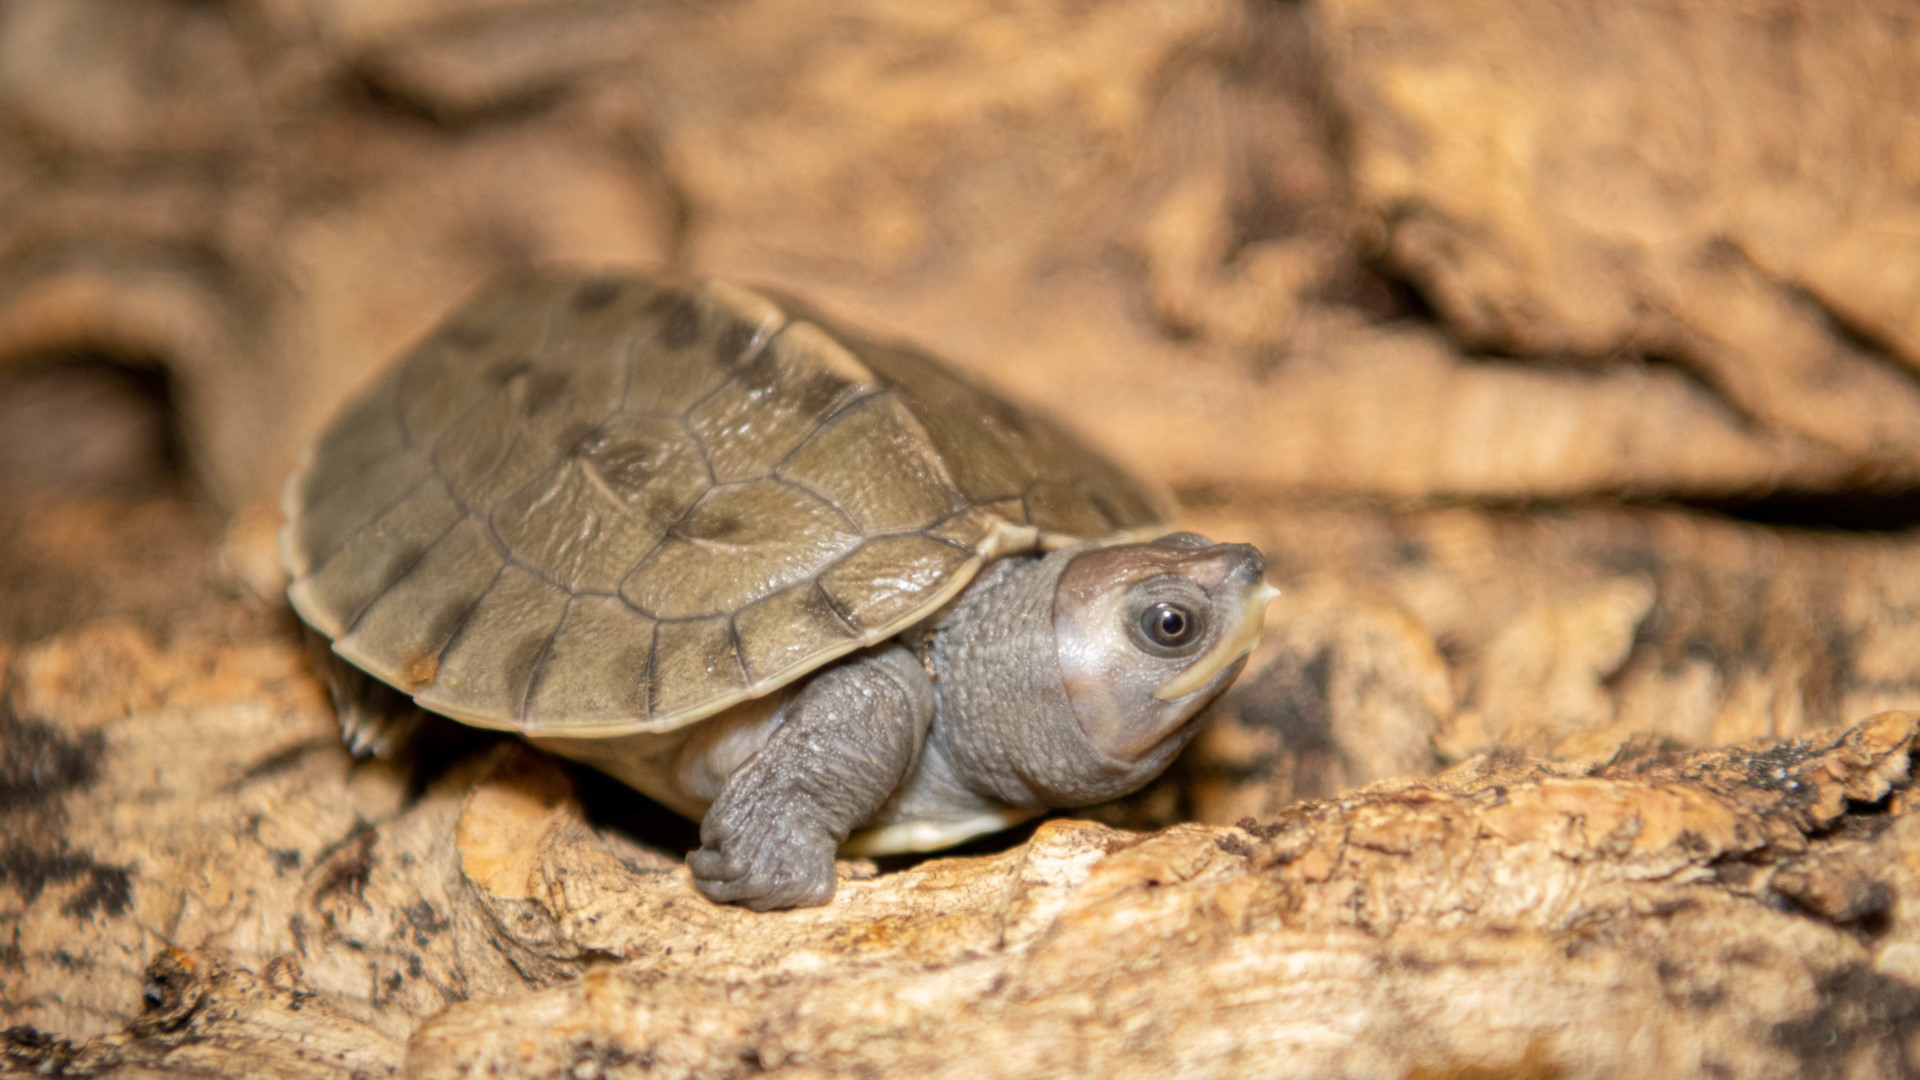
[281,271,1275,910]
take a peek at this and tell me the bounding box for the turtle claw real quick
[690,816,837,911]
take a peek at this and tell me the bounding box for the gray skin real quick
[686,532,1268,910]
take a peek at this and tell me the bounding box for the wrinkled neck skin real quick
[923,550,1204,812]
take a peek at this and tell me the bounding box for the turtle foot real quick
[688,809,837,911]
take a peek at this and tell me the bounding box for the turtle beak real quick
[1153,547,1276,702]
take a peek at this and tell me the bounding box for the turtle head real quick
[1051,533,1276,780]
[928,533,1274,813]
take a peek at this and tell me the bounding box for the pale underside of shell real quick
[280,271,1165,738]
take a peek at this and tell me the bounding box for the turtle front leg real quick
[688,645,934,910]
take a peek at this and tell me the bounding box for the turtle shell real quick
[281,272,1165,737]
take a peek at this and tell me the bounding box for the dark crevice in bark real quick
[0,352,188,497]
[1675,488,1920,535]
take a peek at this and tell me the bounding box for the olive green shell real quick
[281,272,1163,737]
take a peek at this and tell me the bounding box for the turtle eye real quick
[1133,602,1206,655]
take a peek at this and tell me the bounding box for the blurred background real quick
[2,0,1917,825]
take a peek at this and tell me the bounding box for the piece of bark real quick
[405,713,1920,1078]
[5,950,405,1078]
[1320,0,1920,482]
[5,0,1911,508]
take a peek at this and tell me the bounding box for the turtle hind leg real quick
[302,630,501,781]
[303,629,425,758]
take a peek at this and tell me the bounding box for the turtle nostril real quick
[1207,543,1265,585]
[1235,545,1266,582]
